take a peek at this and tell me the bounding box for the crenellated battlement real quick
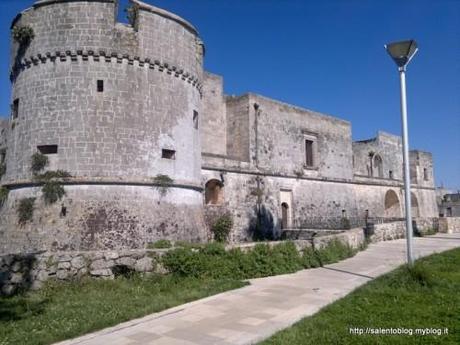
[11,0,204,82]
[10,49,203,94]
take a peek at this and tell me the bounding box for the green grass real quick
[261,248,460,345]
[0,275,245,345]
[0,240,362,344]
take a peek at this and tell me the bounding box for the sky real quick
[0,0,459,189]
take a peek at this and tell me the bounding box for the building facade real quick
[0,0,438,254]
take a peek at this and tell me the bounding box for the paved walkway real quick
[56,233,460,345]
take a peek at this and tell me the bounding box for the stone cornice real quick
[201,165,436,191]
[2,177,203,192]
[10,49,203,96]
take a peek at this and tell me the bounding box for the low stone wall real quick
[369,221,406,243]
[438,217,460,234]
[413,217,439,235]
[0,222,419,296]
[0,249,168,295]
[311,228,365,250]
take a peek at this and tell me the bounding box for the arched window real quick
[373,154,383,178]
[205,179,224,205]
[384,190,401,217]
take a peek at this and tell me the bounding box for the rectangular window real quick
[423,168,428,181]
[12,99,19,119]
[37,145,58,155]
[389,170,393,179]
[447,207,452,217]
[97,80,104,92]
[305,139,314,167]
[193,110,199,130]
[162,149,176,160]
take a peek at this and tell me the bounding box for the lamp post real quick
[385,40,418,266]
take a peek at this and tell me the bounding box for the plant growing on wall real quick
[31,152,49,174]
[42,181,66,205]
[153,174,174,197]
[0,186,9,207]
[17,197,36,224]
[12,25,35,45]
[35,170,71,181]
[211,213,233,243]
[125,3,140,30]
[293,168,304,179]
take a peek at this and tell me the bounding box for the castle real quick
[0,0,438,254]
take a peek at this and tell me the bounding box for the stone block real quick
[90,269,113,277]
[104,251,119,260]
[90,259,114,270]
[116,256,136,267]
[56,270,69,280]
[134,257,153,272]
[58,262,71,270]
[10,272,24,284]
[71,256,86,269]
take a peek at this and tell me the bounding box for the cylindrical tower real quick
[0,0,207,253]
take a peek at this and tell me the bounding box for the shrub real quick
[12,25,35,45]
[153,174,174,197]
[174,241,204,250]
[211,214,233,243]
[42,181,65,204]
[162,239,361,281]
[162,247,207,277]
[35,170,71,181]
[0,186,9,207]
[125,3,139,30]
[314,239,355,266]
[17,197,35,224]
[31,152,48,173]
[301,246,321,268]
[148,239,172,249]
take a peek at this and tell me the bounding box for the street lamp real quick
[385,40,418,266]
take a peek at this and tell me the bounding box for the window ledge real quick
[303,165,319,171]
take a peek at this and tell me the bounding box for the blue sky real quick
[1,0,459,189]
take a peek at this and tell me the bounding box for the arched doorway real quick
[281,202,289,230]
[411,193,420,217]
[384,190,401,217]
[205,179,224,205]
[373,154,383,178]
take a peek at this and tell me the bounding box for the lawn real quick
[0,275,245,345]
[0,240,361,345]
[261,247,460,345]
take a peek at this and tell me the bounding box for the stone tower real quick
[1,0,207,253]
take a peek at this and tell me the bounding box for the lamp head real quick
[385,40,418,68]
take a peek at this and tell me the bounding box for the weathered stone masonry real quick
[0,0,440,255]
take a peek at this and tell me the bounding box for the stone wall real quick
[250,94,353,180]
[2,0,206,253]
[0,226,367,296]
[201,72,227,156]
[0,248,165,295]
[438,217,460,234]
[352,131,403,181]
[369,221,406,243]
[410,150,435,188]
[0,185,207,255]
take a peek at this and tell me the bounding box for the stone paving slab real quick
[55,233,460,345]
